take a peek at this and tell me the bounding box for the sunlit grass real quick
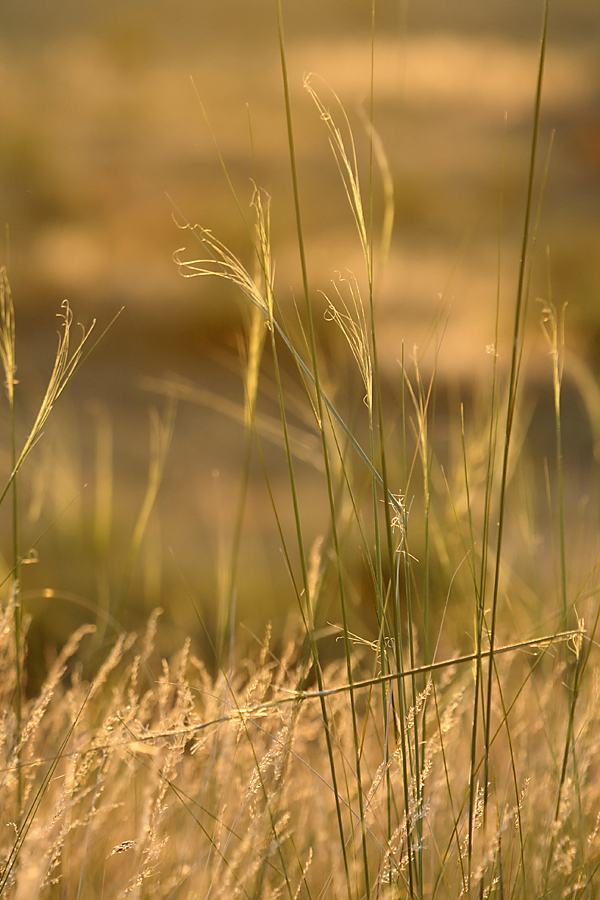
[2,1,600,897]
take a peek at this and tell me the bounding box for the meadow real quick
[1,0,600,896]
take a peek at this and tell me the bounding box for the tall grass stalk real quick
[481,0,550,859]
[272,8,360,879]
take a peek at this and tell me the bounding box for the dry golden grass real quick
[1,603,599,898]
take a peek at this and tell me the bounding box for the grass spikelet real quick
[173,223,272,322]
[0,301,97,507]
[323,271,373,411]
[304,75,371,280]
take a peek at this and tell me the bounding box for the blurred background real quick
[0,0,598,677]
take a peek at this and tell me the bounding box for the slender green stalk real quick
[365,4,406,881]
[277,5,378,890]
[467,117,504,896]
[256,24,355,885]
[482,0,551,853]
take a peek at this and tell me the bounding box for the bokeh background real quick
[0,0,598,676]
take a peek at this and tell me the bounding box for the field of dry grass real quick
[2,603,598,898]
